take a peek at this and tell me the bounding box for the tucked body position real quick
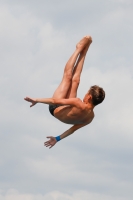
[24,35,105,148]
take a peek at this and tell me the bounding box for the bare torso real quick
[54,100,94,125]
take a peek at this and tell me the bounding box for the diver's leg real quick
[66,36,92,98]
[52,36,90,99]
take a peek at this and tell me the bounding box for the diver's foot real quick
[76,35,92,52]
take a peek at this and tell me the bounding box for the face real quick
[83,93,89,102]
[83,91,92,103]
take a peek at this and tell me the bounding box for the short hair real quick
[88,85,105,106]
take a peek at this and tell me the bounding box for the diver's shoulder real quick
[86,107,95,120]
[74,98,85,108]
[86,111,95,124]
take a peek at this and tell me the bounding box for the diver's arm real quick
[60,123,88,140]
[44,124,88,149]
[24,97,82,108]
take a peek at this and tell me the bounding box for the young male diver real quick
[24,35,105,148]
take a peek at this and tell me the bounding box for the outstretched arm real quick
[44,123,88,149]
[24,97,82,107]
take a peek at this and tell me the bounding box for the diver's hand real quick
[44,136,57,149]
[24,97,37,107]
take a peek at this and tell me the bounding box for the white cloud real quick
[0,189,131,200]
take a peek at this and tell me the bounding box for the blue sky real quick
[0,0,133,199]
